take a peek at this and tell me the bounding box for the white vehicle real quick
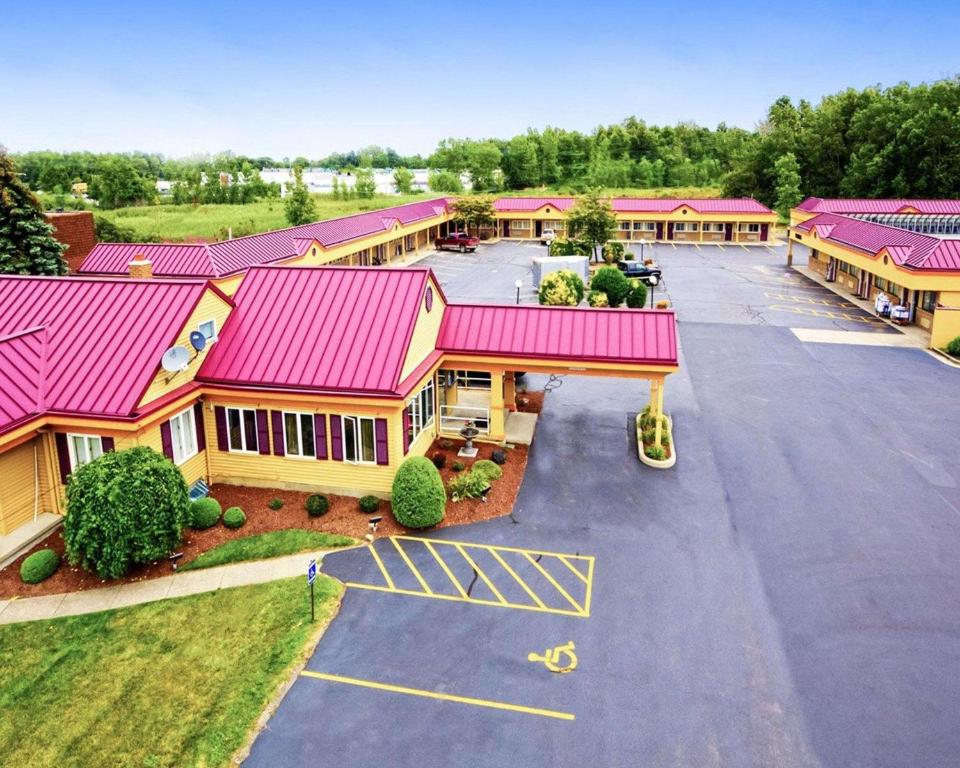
[540,228,556,246]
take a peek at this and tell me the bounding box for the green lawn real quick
[99,193,429,242]
[0,575,341,768]
[181,529,357,571]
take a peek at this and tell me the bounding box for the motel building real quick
[491,197,777,244]
[788,198,960,348]
[0,267,678,562]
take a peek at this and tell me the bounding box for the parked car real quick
[617,260,662,285]
[540,228,556,246]
[435,232,479,253]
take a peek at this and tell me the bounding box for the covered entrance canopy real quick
[436,303,679,445]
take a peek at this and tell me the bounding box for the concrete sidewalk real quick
[0,548,343,626]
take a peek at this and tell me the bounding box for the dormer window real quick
[199,320,217,343]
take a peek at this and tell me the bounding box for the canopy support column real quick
[649,378,665,447]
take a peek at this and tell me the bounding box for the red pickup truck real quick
[435,232,479,253]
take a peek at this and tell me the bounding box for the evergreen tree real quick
[284,166,317,226]
[0,151,67,275]
[774,152,802,220]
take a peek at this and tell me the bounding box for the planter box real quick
[637,412,676,469]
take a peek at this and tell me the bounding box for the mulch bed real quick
[516,389,544,414]
[0,439,530,600]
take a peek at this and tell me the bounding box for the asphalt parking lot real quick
[245,241,960,768]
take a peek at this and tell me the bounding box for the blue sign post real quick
[307,559,317,621]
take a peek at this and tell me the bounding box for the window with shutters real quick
[227,407,259,452]
[67,434,103,471]
[342,415,376,464]
[169,406,198,465]
[283,412,316,458]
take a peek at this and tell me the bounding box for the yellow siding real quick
[138,288,233,408]
[203,398,407,497]
[132,418,207,486]
[400,276,446,381]
[213,273,245,296]
[0,439,46,534]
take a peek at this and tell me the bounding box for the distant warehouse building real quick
[789,198,960,348]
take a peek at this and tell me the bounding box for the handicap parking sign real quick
[307,559,317,585]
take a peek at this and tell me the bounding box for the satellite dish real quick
[189,331,207,352]
[161,346,191,373]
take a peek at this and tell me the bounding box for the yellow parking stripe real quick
[557,555,589,584]
[399,535,589,562]
[454,543,508,604]
[694,243,701,251]
[391,537,433,595]
[583,558,596,616]
[300,670,575,721]
[343,582,585,617]
[488,549,547,609]
[522,552,582,612]
[368,544,395,590]
[423,540,468,598]
[740,244,750,252]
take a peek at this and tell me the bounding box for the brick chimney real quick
[128,256,153,279]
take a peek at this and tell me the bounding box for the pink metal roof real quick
[797,197,960,215]
[796,213,960,271]
[0,276,211,424]
[0,328,45,431]
[198,267,435,395]
[80,198,453,279]
[611,198,774,214]
[438,304,678,367]
[494,197,577,212]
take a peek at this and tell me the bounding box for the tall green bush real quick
[590,266,630,307]
[64,447,189,579]
[538,269,584,306]
[391,456,446,529]
[946,335,960,357]
[625,278,648,308]
[602,241,625,264]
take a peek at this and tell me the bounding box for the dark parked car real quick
[435,232,479,253]
[617,260,662,285]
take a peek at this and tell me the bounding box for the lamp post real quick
[515,279,523,305]
[648,274,658,308]
[638,238,647,264]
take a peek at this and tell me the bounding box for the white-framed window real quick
[510,219,531,230]
[169,406,198,465]
[284,412,316,458]
[742,223,761,233]
[343,415,376,464]
[706,223,725,232]
[227,407,259,452]
[67,434,103,472]
[619,221,631,231]
[407,379,436,447]
[199,319,217,343]
[674,223,687,232]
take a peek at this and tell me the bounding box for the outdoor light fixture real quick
[515,279,523,304]
[638,238,647,262]
[368,515,382,532]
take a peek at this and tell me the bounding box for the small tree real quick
[284,166,317,226]
[428,170,464,194]
[355,167,376,199]
[391,456,446,529]
[393,166,414,194]
[625,278,648,308]
[0,151,67,275]
[451,195,496,236]
[566,190,616,262]
[590,266,630,307]
[64,447,189,579]
[331,176,341,199]
[774,152,802,221]
[538,269,584,306]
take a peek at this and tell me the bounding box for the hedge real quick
[947,335,960,357]
[391,456,446,528]
[64,446,189,579]
[359,495,380,514]
[306,494,329,517]
[189,497,222,530]
[20,548,60,584]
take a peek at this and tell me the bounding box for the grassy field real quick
[99,193,429,242]
[181,529,356,571]
[509,185,722,198]
[0,575,341,768]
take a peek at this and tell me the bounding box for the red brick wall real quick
[44,211,96,273]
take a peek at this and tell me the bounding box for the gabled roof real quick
[796,213,960,271]
[198,267,439,396]
[0,327,45,432]
[80,198,453,279]
[493,197,577,212]
[438,304,678,367]
[797,197,960,215]
[494,196,772,215]
[0,276,214,431]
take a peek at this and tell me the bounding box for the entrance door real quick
[535,220,543,237]
[656,223,663,240]
[666,223,674,241]
[724,223,733,241]
[760,224,768,241]
[502,220,510,237]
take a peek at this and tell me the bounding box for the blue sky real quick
[3,0,958,158]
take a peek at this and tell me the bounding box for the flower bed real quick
[637,410,676,469]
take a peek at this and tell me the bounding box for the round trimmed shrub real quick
[472,459,503,482]
[268,497,284,510]
[189,497,222,530]
[306,494,329,517]
[538,269,584,306]
[947,335,960,357]
[391,456,446,529]
[626,278,648,309]
[590,266,630,307]
[490,449,507,466]
[587,290,609,308]
[359,495,380,514]
[20,548,60,584]
[64,446,189,580]
[223,506,246,529]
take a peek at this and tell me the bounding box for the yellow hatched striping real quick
[391,536,434,594]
